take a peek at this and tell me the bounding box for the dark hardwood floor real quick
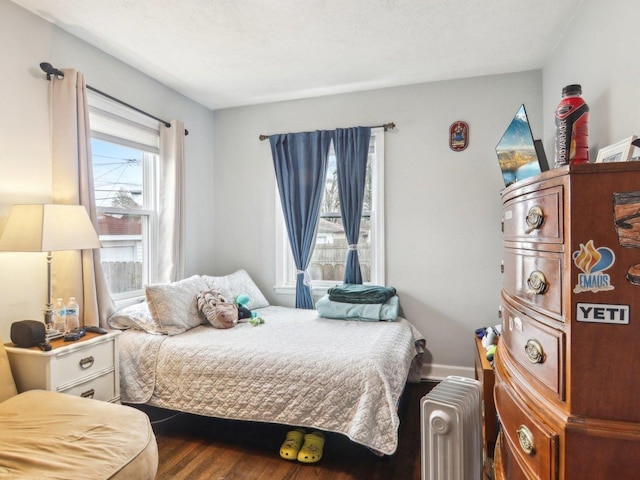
[135,380,438,480]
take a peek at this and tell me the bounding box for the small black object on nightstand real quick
[85,325,108,335]
[63,328,86,342]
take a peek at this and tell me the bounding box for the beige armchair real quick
[0,337,158,479]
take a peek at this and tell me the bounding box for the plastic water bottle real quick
[554,84,589,167]
[53,298,66,333]
[65,297,80,332]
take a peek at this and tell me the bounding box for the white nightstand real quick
[5,330,121,403]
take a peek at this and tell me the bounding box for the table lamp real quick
[0,204,101,330]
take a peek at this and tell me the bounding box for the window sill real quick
[273,285,331,296]
[114,295,146,310]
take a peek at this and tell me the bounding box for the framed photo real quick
[595,136,637,163]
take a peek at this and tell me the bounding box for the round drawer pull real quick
[517,425,535,455]
[527,270,548,295]
[525,339,545,364]
[79,356,95,369]
[524,205,544,234]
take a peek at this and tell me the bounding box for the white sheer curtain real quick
[157,120,186,283]
[50,69,115,327]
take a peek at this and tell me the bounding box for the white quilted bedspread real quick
[118,306,425,455]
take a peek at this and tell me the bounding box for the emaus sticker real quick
[573,240,616,293]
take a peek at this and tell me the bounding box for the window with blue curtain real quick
[274,128,385,296]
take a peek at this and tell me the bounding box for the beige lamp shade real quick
[0,204,101,252]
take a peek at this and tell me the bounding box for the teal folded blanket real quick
[327,284,397,304]
[316,294,399,322]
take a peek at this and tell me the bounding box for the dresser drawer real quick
[503,185,563,244]
[495,379,559,480]
[51,339,116,389]
[59,370,118,402]
[503,248,563,320]
[496,431,533,480]
[501,296,565,400]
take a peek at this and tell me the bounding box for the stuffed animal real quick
[234,294,252,319]
[197,289,238,329]
[235,294,264,326]
[235,294,251,309]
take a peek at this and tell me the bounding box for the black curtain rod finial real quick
[40,62,64,80]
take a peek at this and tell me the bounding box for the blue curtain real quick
[334,127,371,284]
[270,131,332,308]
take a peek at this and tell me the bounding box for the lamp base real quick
[46,330,64,340]
[43,309,54,330]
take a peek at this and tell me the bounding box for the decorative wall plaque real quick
[449,121,469,151]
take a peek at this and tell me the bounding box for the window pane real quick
[308,144,373,283]
[309,216,371,282]
[92,138,143,209]
[97,213,145,294]
[92,138,150,297]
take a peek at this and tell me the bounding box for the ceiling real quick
[12,0,584,110]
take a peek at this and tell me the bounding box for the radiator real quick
[420,375,483,480]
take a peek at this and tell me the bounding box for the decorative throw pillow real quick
[202,269,269,310]
[145,275,209,335]
[197,289,238,329]
[107,301,166,335]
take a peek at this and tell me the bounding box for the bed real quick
[110,271,425,456]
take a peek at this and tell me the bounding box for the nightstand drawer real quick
[60,370,118,402]
[53,339,116,388]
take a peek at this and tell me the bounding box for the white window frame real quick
[93,149,158,303]
[274,128,385,295]
[88,91,161,305]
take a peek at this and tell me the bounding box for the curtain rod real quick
[39,62,189,136]
[258,122,396,141]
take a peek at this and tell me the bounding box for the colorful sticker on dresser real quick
[573,240,615,293]
[613,191,640,248]
[611,191,640,287]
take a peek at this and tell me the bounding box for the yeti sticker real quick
[573,240,616,293]
[576,303,629,324]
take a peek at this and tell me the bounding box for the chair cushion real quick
[0,336,18,402]
[0,390,158,479]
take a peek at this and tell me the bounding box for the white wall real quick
[542,0,640,157]
[0,0,216,341]
[212,71,543,374]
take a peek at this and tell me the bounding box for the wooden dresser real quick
[494,162,640,479]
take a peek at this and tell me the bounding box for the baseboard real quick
[420,362,475,381]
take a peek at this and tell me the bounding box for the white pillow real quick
[202,269,269,310]
[145,275,209,335]
[107,302,166,335]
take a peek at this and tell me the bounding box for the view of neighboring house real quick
[97,213,142,293]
